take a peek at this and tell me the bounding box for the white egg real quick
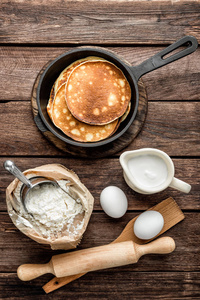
[100,186,128,218]
[133,210,164,240]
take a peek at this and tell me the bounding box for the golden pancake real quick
[47,60,86,120]
[109,102,131,137]
[52,85,119,142]
[54,57,106,94]
[47,83,55,120]
[47,57,106,119]
[65,60,131,125]
[120,101,131,123]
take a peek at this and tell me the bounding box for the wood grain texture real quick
[0,46,199,101]
[0,0,199,298]
[1,0,200,44]
[0,212,199,273]
[0,271,199,299]
[0,158,199,211]
[0,101,199,156]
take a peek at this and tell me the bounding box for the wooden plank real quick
[0,272,199,299]
[0,101,199,156]
[0,158,199,211]
[1,1,199,299]
[0,46,199,101]
[0,0,199,44]
[0,212,199,273]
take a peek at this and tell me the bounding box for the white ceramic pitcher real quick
[119,148,191,194]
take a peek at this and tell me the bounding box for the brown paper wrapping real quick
[5,164,94,250]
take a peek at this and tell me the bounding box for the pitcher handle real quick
[169,177,191,194]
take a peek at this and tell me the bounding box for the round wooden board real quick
[31,60,148,158]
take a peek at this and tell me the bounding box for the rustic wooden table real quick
[0,0,200,299]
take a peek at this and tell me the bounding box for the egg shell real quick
[100,186,128,218]
[133,210,164,240]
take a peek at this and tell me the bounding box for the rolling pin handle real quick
[136,237,176,258]
[17,261,54,281]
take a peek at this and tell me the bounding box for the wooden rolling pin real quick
[17,237,175,281]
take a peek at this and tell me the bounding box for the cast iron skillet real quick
[36,35,198,148]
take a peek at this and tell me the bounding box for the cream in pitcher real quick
[120,148,191,194]
[127,154,168,188]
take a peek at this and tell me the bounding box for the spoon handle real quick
[4,160,32,188]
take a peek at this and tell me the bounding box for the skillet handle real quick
[131,35,198,81]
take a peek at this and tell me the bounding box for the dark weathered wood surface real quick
[1,0,200,44]
[0,272,199,300]
[1,212,200,272]
[0,46,199,101]
[0,102,199,156]
[0,0,199,298]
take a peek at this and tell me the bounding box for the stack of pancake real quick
[47,57,131,142]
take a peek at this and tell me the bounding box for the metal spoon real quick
[4,160,62,212]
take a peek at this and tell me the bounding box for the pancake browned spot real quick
[65,60,131,125]
[52,85,119,142]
